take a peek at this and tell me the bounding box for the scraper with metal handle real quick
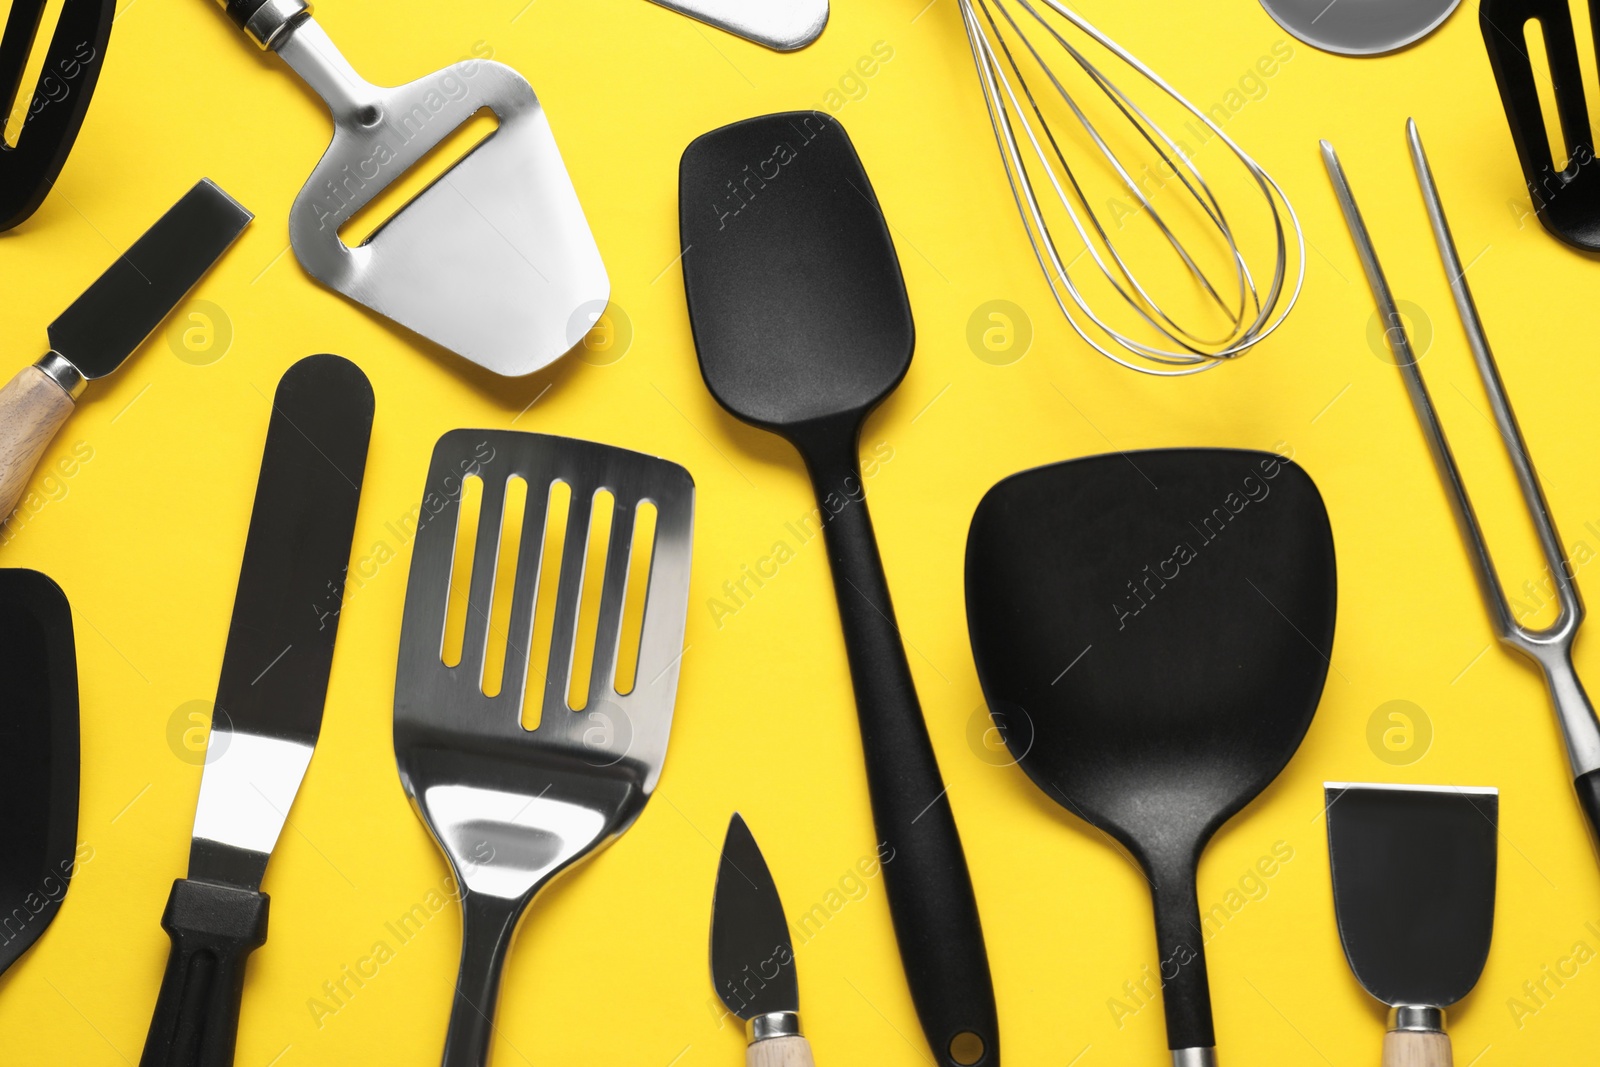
[206,0,608,378]
[140,354,373,1067]
[0,179,251,521]
[1325,784,1498,1067]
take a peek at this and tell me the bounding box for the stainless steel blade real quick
[711,814,800,1020]
[650,0,828,50]
[45,180,252,380]
[1325,783,1498,1012]
[266,16,608,378]
[188,355,373,890]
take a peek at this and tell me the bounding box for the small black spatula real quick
[1326,783,1498,1067]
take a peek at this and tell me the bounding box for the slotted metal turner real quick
[394,429,694,1067]
[210,1,608,376]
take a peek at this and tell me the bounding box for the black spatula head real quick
[679,110,913,436]
[1326,784,1498,1010]
[964,448,1336,1052]
[0,569,80,976]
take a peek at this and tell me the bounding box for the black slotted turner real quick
[0,0,113,231]
[1482,0,1600,250]
[964,448,1336,1064]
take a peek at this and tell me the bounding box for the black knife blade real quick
[141,354,373,1067]
[711,813,800,1021]
[48,179,252,380]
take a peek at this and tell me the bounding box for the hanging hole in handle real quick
[949,1031,986,1066]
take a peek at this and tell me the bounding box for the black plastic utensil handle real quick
[1150,858,1215,1051]
[441,888,525,1067]
[796,424,999,1067]
[140,878,269,1067]
[1579,770,1600,848]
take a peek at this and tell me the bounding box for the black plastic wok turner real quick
[965,448,1336,1066]
[0,570,80,977]
[680,111,998,1067]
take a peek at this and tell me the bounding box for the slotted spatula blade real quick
[0,0,113,230]
[214,4,608,377]
[394,429,693,1067]
[1482,0,1600,249]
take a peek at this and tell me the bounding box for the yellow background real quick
[3,0,1600,1064]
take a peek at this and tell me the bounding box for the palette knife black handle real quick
[139,878,269,1067]
[795,422,999,1067]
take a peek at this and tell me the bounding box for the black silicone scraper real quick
[1326,783,1497,1067]
[141,355,373,1067]
[680,111,998,1067]
[0,569,80,978]
[965,448,1336,1066]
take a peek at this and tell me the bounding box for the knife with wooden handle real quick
[0,179,251,521]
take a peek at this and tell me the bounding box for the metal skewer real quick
[1322,124,1600,848]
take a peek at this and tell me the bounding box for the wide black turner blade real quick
[1326,784,1498,1010]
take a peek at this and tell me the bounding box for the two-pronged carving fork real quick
[394,429,694,1067]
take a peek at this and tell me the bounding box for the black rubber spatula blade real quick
[679,110,913,434]
[1326,784,1497,1014]
[965,448,1336,1059]
[0,570,80,976]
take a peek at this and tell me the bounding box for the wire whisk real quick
[958,0,1305,375]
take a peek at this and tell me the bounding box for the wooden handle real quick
[0,365,75,521]
[1383,1030,1452,1067]
[748,1036,815,1067]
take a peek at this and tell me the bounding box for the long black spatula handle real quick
[1149,859,1215,1054]
[798,429,999,1067]
[140,879,269,1067]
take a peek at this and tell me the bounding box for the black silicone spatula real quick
[964,448,1336,1066]
[1326,783,1498,1067]
[681,111,998,1067]
[0,569,80,978]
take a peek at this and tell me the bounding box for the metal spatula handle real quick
[796,427,999,1067]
